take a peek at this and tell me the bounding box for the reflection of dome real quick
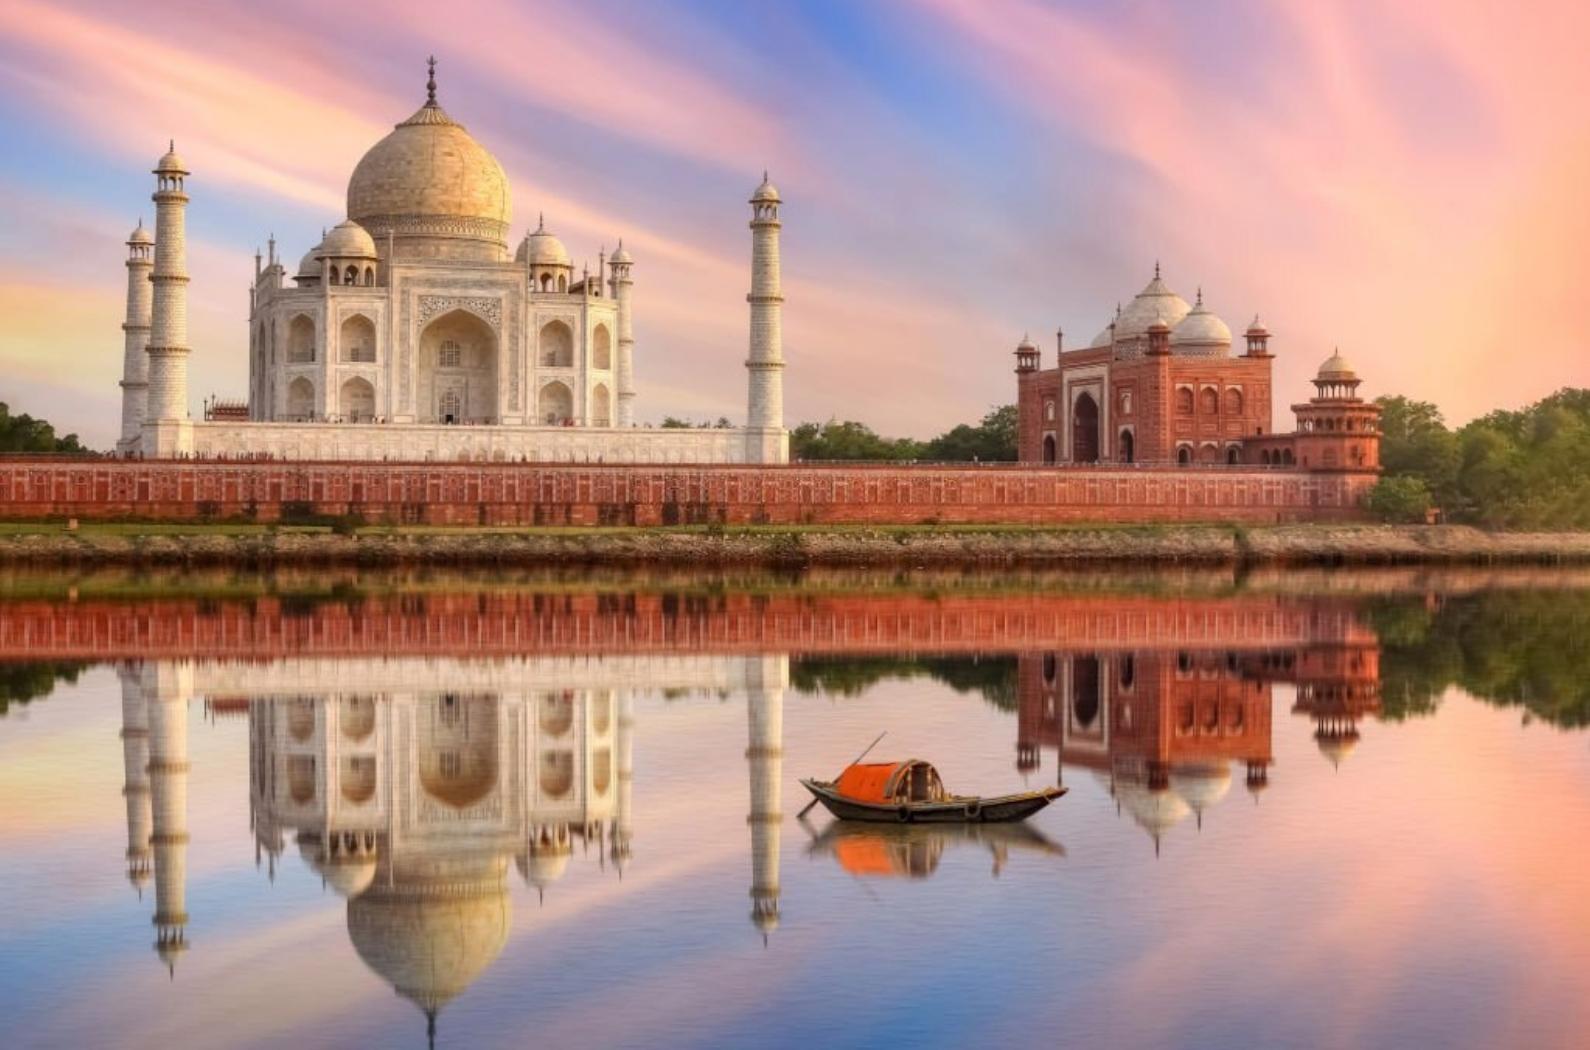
[318,857,378,898]
[517,848,571,889]
[1316,728,1361,767]
[1168,763,1233,814]
[347,885,511,1014]
[346,73,511,259]
[1114,777,1191,841]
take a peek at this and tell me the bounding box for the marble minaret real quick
[745,174,788,463]
[143,143,193,456]
[116,222,154,453]
[609,242,636,427]
[609,691,634,872]
[118,662,153,895]
[146,661,192,975]
[745,655,787,942]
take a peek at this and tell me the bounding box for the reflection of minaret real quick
[746,655,786,943]
[610,692,634,872]
[146,661,192,975]
[117,662,153,895]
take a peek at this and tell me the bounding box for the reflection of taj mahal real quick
[112,653,786,1038]
[116,59,788,464]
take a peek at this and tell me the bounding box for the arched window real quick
[539,750,574,798]
[1119,428,1135,464]
[439,389,461,423]
[591,383,612,427]
[1225,388,1244,414]
[363,267,375,286]
[340,376,375,422]
[1227,445,1241,465]
[538,380,574,425]
[1072,392,1100,463]
[343,264,358,285]
[340,315,376,363]
[557,274,568,293]
[1283,448,1295,465]
[287,376,315,420]
[438,339,462,368]
[1176,387,1194,414]
[1200,387,1219,414]
[539,272,552,292]
[1042,433,1057,464]
[1177,444,1192,466]
[539,321,574,368]
[287,315,315,363]
[593,325,612,370]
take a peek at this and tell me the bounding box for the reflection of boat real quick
[800,759,1064,823]
[807,820,1064,879]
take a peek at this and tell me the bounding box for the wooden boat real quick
[800,759,1064,824]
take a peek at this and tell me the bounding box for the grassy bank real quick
[1,522,1590,568]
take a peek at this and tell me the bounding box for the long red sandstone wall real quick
[0,591,1375,661]
[0,458,1375,525]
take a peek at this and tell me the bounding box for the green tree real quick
[923,405,1018,462]
[0,402,89,454]
[1366,475,1433,523]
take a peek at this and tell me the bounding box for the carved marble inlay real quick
[418,295,501,331]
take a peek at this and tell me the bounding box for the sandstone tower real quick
[745,174,788,463]
[144,144,193,456]
[117,222,154,453]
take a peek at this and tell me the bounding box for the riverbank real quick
[1,522,1589,568]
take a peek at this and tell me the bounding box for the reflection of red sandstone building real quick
[1016,634,1382,848]
[1291,645,1383,768]
[1015,268,1381,473]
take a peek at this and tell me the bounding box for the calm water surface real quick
[1,569,1588,1050]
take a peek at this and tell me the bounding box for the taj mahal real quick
[115,59,788,464]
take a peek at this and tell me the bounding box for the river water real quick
[1,567,1587,1050]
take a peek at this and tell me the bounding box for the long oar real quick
[798,731,887,818]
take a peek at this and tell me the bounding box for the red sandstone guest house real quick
[1014,267,1380,474]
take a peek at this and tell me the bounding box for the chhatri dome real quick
[1170,288,1232,355]
[514,214,570,266]
[346,57,512,261]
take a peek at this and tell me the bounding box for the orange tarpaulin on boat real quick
[835,761,909,803]
[832,836,899,877]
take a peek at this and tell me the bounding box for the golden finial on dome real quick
[426,56,437,107]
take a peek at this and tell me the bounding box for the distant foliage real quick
[1366,475,1433,523]
[791,654,1017,709]
[1374,389,1590,528]
[0,402,89,454]
[1368,590,1590,728]
[791,405,1017,463]
[0,662,90,717]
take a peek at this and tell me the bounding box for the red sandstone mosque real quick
[1015,266,1381,471]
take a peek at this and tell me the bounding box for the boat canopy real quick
[834,760,946,804]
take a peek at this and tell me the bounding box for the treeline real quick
[790,406,1017,462]
[0,402,88,454]
[1369,389,1590,527]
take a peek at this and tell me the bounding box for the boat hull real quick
[800,780,1064,824]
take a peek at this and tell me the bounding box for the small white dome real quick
[155,141,187,174]
[1016,332,1036,350]
[609,241,632,265]
[751,172,781,203]
[127,220,153,246]
[516,216,570,266]
[1112,268,1191,341]
[318,219,378,259]
[1170,292,1232,352]
[297,242,325,278]
[1317,350,1357,381]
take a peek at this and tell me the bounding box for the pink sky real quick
[1,0,1586,447]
